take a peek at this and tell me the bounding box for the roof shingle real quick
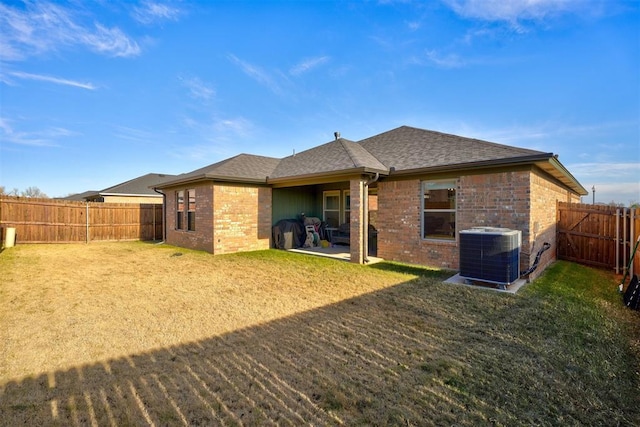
[358,126,547,172]
[270,138,388,179]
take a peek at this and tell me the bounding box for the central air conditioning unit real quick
[459,227,521,288]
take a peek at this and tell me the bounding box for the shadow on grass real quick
[1,263,638,426]
[369,261,452,279]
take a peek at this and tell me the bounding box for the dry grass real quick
[1,242,638,426]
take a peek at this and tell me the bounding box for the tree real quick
[21,186,48,198]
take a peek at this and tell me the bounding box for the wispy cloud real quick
[8,71,97,90]
[179,76,215,101]
[132,1,182,25]
[289,56,330,76]
[112,125,156,144]
[442,0,603,28]
[422,49,466,68]
[227,54,282,94]
[0,1,140,61]
[0,117,75,147]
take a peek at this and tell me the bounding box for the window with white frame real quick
[323,190,341,228]
[422,180,456,240]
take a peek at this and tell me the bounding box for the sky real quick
[0,0,639,205]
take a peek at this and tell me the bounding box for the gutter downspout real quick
[153,188,166,243]
[363,173,380,262]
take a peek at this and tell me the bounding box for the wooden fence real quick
[557,202,640,276]
[0,197,163,244]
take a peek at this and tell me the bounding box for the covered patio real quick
[287,244,384,264]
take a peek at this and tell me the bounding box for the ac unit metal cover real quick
[459,227,521,286]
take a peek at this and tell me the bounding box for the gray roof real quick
[154,125,586,195]
[100,173,176,196]
[359,126,548,172]
[270,138,388,179]
[159,154,281,187]
[58,190,99,201]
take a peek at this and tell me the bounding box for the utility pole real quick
[592,185,596,204]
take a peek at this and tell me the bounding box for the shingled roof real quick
[100,173,177,196]
[269,138,388,180]
[158,154,281,187]
[359,126,549,173]
[154,125,586,195]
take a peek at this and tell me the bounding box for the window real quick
[323,190,340,228]
[343,190,351,224]
[422,180,456,240]
[176,190,184,230]
[187,189,196,231]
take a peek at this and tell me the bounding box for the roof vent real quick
[334,131,340,140]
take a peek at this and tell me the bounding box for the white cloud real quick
[132,1,182,25]
[9,71,97,90]
[442,0,601,27]
[82,24,141,58]
[227,54,282,94]
[566,162,640,180]
[423,49,466,68]
[0,117,73,147]
[179,76,215,101]
[0,1,140,61]
[289,56,330,76]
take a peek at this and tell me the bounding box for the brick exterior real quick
[349,179,366,264]
[377,168,581,277]
[527,168,580,279]
[376,179,460,267]
[165,183,272,254]
[212,184,272,255]
[165,183,214,252]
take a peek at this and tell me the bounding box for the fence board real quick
[557,202,640,276]
[0,197,163,244]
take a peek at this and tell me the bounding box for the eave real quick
[386,152,587,196]
[267,166,389,188]
[153,173,269,190]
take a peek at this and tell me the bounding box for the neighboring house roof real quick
[58,190,99,201]
[154,126,587,196]
[98,173,176,197]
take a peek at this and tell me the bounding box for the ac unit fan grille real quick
[459,228,521,285]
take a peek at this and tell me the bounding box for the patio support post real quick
[350,177,367,264]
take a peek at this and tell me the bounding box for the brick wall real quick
[165,184,214,252]
[212,184,272,255]
[377,179,458,269]
[527,168,581,280]
[458,170,532,274]
[377,169,581,276]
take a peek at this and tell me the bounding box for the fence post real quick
[86,202,89,244]
[631,208,635,278]
[153,204,156,241]
[616,208,620,275]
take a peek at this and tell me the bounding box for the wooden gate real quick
[557,202,640,276]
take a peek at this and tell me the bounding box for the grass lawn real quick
[1,242,639,426]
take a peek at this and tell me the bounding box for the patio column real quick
[350,177,367,264]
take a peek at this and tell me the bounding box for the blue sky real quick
[1,0,638,205]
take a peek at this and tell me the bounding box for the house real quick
[65,173,176,204]
[153,126,587,280]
